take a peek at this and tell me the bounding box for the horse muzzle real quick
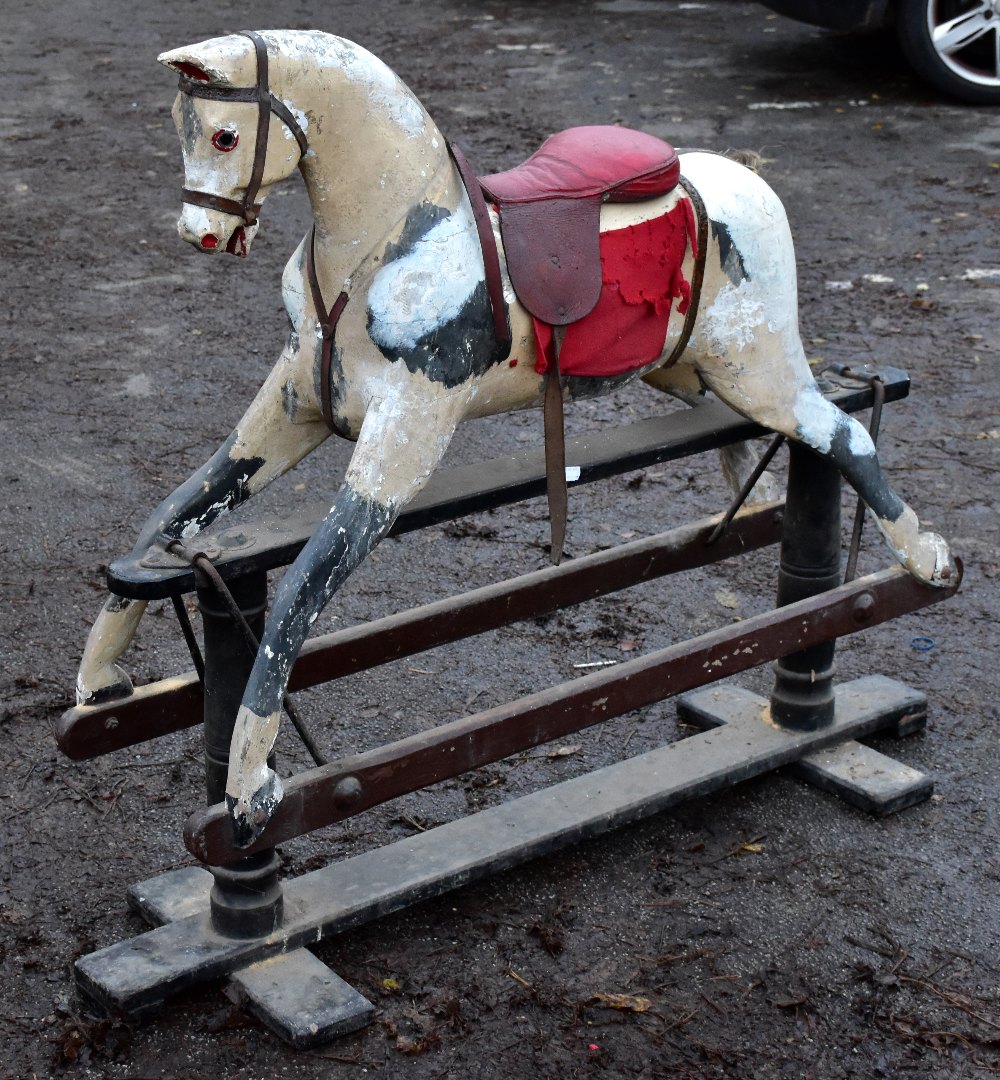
[176,204,260,258]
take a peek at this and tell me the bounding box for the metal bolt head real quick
[332,775,363,809]
[852,592,876,624]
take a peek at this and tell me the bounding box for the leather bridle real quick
[177,30,309,229]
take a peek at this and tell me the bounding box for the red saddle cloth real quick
[479,126,696,377]
[533,202,697,377]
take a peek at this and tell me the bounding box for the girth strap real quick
[662,176,709,370]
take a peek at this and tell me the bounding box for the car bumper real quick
[758,0,893,33]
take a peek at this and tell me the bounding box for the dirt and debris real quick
[1,1,998,1077]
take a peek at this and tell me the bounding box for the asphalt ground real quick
[1,1,998,1076]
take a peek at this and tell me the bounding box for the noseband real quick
[177,30,309,228]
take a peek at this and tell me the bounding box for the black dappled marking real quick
[711,220,749,286]
[381,200,452,264]
[369,282,503,388]
[281,378,300,420]
[368,202,506,388]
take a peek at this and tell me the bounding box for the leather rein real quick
[304,143,508,432]
[177,30,308,229]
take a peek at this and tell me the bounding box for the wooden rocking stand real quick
[58,366,959,1048]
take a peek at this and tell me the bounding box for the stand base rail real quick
[77,674,928,1043]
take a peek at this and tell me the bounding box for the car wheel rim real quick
[927,0,1000,87]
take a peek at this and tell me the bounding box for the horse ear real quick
[158,37,250,86]
[169,60,211,82]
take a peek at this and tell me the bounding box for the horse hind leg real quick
[714,429,782,505]
[641,366,782,505]
[808,395,955,586]
[706,373,955,587]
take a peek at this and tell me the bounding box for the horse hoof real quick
[226,770,284,849]
[928,535,958,589]
[76,664,134,707]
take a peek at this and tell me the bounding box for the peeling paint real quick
[334,40,426,138]
[704,281,766,354]
[793,388,839,454]
[367,202,482,350]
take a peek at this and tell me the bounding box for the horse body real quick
[77,30,954,846]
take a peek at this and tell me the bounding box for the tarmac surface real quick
[1,1,998,1076]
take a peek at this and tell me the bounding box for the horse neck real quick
[283,36,452,293]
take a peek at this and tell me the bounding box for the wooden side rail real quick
[58,503,783,759]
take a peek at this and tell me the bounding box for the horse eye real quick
[211,129,239,153]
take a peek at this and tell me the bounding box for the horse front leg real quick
[76,595,149,705]
[76,343,329,705]
[225,383,469,846]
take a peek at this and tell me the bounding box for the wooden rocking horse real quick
[76,29,955,852]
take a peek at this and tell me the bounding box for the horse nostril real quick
[201,234,219,249]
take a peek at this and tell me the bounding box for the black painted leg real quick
[197,572,283,938]
[770,442,841,731]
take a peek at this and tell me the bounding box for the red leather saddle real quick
[480,126,681,326]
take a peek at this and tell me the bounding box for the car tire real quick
[896,0,1000,104]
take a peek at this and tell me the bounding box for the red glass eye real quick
[211,129,239,153]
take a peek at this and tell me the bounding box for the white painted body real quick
[76,31,954,846]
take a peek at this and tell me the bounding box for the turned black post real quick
[197,571,283,937]
[770,442,842,730]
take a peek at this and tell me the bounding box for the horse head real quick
[158,31,309,258]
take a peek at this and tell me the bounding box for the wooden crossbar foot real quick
[124,867,374,1048]
[676,677,933,816]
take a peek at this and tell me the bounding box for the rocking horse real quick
[75,29,955,852]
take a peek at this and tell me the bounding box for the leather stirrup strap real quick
[543,341,568,566]
[305,227,349,430]
[541,174,708,565]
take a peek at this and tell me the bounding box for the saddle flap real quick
[480,126,680,205]
[498,196,603,326]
